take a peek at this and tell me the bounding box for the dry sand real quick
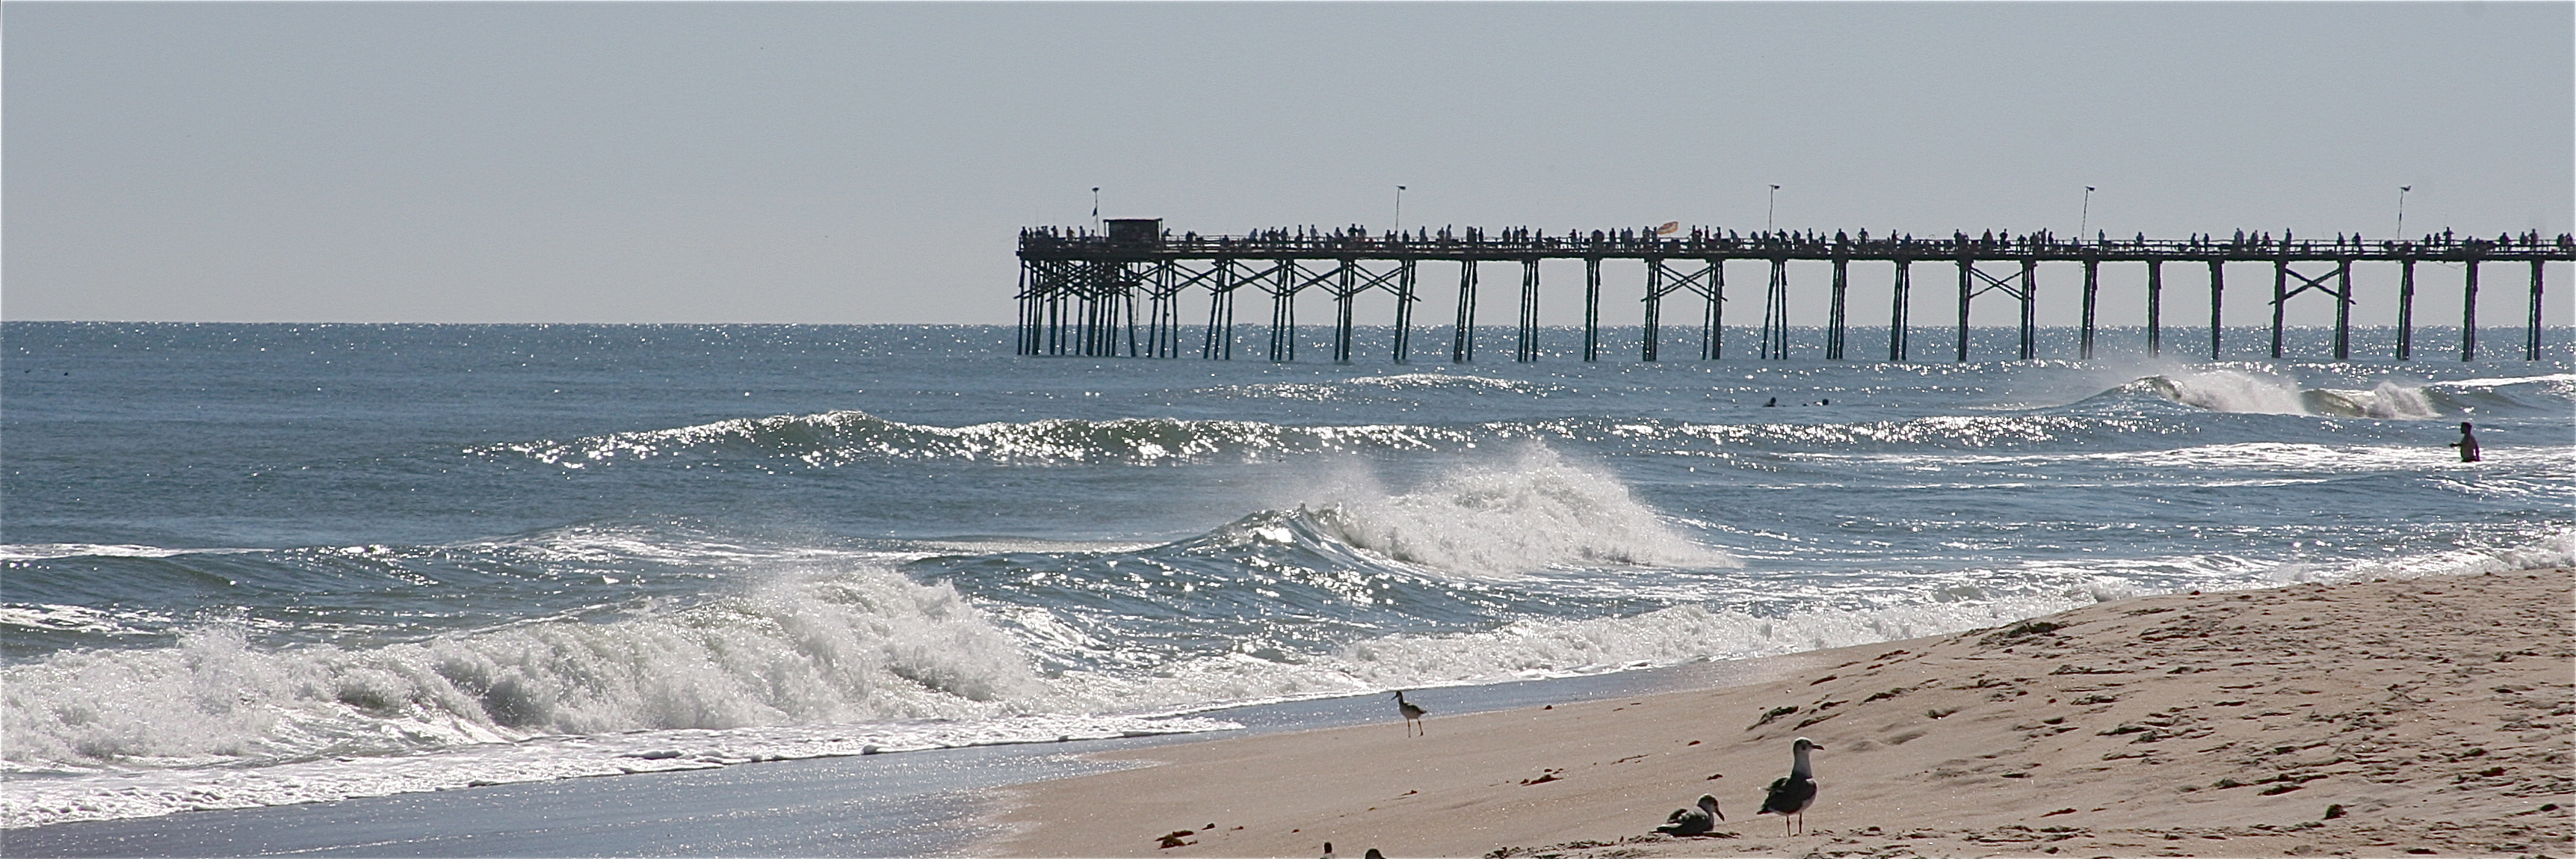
[980,568,2573,858]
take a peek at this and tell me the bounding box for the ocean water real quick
[4,321,2570,831]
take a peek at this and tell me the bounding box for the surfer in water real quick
[2450,422,2480,463]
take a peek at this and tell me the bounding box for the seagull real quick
[1655,793,1724,835]
[1393,690,1427,736]
[1758,736,1823,835]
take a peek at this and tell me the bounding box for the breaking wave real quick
[2,566,1054,772]
[1304,447,1730,576]
[475,410,2198,469]
[474,411,1436,467]
[2118,370,2450,418]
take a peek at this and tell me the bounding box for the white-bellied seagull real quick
[1758,736,1823,834]
[1654,793,1724,835]
[1392,690,1426,736]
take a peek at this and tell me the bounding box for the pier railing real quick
[1016,227,2575,364]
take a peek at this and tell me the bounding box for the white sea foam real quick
[2308,381,2440,419]
[0,544,256,561]
[0,713,1235,828]
[1044,529,2576,718]
[1304,447,1732,576]
[2126,370,2447,419]
[2132,369,2313,414]
[1654,413,2176,449]
[1337,372,1557,393]
[465,523,904,569]
[479,408,2211,473]
[1829,441,2481,474]
[2432,372,2576,390]
[1033,564,2169,715]
[1187,382,1347,401]
[0,603,179,635]
[1,565,1063,772]
[479,411,1481,467]
[2314,526,2576,583]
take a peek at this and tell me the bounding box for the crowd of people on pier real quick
[1020,224,2574,256]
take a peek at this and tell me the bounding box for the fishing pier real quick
[1017,221,2574,363]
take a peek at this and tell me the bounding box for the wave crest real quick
[1,565,1045,771]
[478,409,2202,472]
[2123,371,2444,419]
[475,410,1471,468]
[1309,448,1731,576]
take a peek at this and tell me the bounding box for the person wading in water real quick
[2450,422,2481,463]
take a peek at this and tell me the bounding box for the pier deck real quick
[1016,225,2574,363]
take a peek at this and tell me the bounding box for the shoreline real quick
[0,634,1829,857]
[980,568,2574,858]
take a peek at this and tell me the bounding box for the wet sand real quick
[982,568,2574,858]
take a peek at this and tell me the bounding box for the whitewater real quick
[3,322,2569,831]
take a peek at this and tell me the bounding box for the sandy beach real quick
[983,568,2574,858]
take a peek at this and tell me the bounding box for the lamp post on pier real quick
[2080,186,2095,243]
[1767,185,1780,233]
[2396,185,2412,241]
[1394,185,1406,234]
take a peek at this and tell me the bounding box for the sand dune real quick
[982,569,2572,858]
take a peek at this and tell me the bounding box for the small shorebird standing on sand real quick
[1654,793,1724,835]
[1758,737,1823,834]
[1392,690,1426,736]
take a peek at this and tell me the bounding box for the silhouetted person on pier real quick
[2450,422,2481,463]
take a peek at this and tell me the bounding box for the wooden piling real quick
[2017,259,2036,361]
[1333,260,1359,364]
[2333,259,2353,362]
[1582,257,1601,362]
[1201,261,1237,360]
[1516,259,1541,363]
[1016,262,1034,356]
[1699,260,1723,360]
[1391,259,1417,364]
[1762,258,1791,360]
[1827,256,1850,360]
[2271,259,2290,360]
[2079,256,2099,360]
[2146,259,2163,357]
[1269,261,1298,363]
[1642,259,1664,362]
[1124,263,1141,357]
[1889,259,1912,362]
[2527,259,2546,361]
[1955,256,1973,363]
[2462,253,2480,361]
[1453,260,1477,363]
[2208,259,2225,360]
[2397,254,2416,360]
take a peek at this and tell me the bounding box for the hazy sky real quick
[5,1,2570,325]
